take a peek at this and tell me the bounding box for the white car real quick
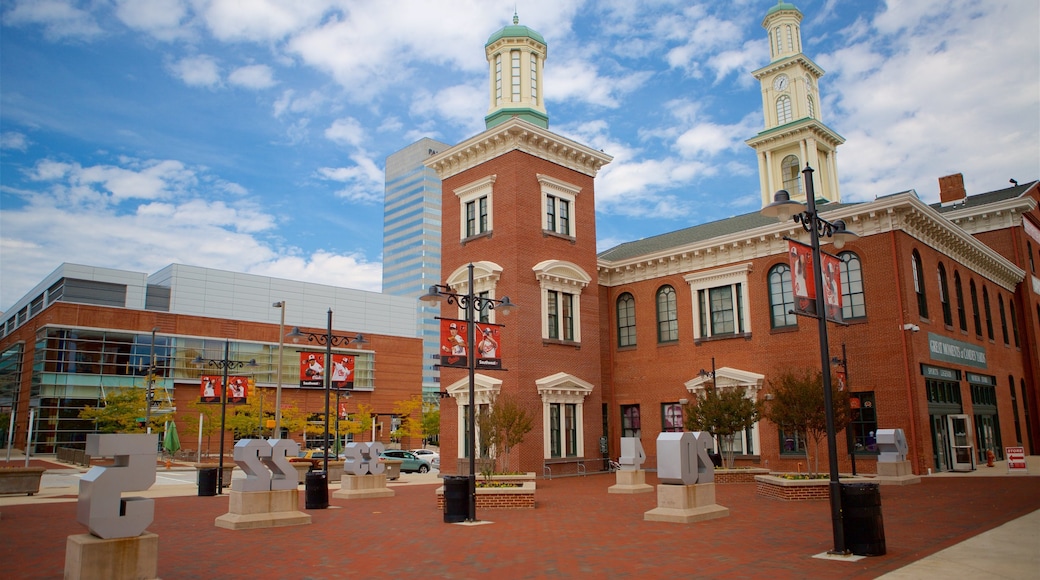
[410,448,440,469]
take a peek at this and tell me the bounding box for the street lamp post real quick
[272,301,286,437]
[286,310,367,477]
[831,343,856,475]
[697,357,723,465]
[194,340,257,494]
[761,164,858,555]
[420,263,516,523]
[145,327,159,434]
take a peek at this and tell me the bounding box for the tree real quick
[391,395,424,445]
[79,387,167,434]
[421,407,440,447]
[762,367,851,475]
[477,393,534,476]
[683,385,760,469]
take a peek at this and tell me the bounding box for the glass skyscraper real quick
[382,138,450,402]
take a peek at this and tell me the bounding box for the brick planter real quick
[435,481,536,510]
[754,474,873,501]
[714,468,769,484]
[0,467,45,495]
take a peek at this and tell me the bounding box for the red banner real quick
[788,240,843,324]
[821,252,844,324]
[439,319,503,370]
[199,375,247,403]
[299,352,355,389]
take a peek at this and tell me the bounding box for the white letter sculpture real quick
[876,429,909,463]
[76,434,157,539]
[619,437,646,471]
[657,432,714,485]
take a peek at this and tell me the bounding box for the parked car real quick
[291,449,338,468]
[410,448,440,469]
[379,450,431,473]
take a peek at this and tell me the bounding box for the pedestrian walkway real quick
[1,455,1038,579]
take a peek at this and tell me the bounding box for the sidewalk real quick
[2,455,1038,579]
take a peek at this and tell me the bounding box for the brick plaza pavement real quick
[2,464,1039,579]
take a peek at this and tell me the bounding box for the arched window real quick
[781,155,801,194]
[1029,241,1035,274]
[912,250,928,319]
[954,271,967,331]
[839,252,866,319]
[983,286,994,340]
[776,95,793,124]
[937,263,952,326]
[785,25,794,51]
[656,285,679,343]
[998,295,1009,345]
[774,27,781,56]
[807,94,815,119]
[970,280,982,337]
[768,264,796,328]
[616,293,636,348]
[1010,300,1020,347]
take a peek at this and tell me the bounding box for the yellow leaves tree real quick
[391,395,424,444]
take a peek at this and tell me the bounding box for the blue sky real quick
[2,0,1038,312]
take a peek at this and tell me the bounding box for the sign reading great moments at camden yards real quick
[928,332,988,369]
[438,318,504,370]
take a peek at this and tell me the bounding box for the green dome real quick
[765,1,801,16]
[486,13,545,47]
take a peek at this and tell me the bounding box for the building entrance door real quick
[931,414,950,472]
[948,414,976,472]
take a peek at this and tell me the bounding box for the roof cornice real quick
[746,117,845,148]
[425,118,613,180]
[597,192,1025,292]
[751,54,824,80]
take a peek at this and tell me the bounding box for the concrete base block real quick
[333,474,395,500]
[608,469,654,494]
[644,483,730,524]
[64,532,159,580]
[214,489,311,530]
[874,474,922,486]
[876,460,912,477]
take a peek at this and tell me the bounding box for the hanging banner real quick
[439,319,504,370]
[299,352,325,388]
[330,354,355,390]
[199,375,221,403]
[787,240,843,324]
[199,375,247,403]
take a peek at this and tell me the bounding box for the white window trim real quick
[445,373,502,460]
[455,175,496,240]
[537,174,581,238]
[537,372,593,459]
[533,260,591,342]
[684,263,753,341]
[445,261,504,324]
[684,367,763,457]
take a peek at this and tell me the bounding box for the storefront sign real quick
[927,333,987,369]
[921,364,959,381]
[1006,446,1027,473]
[965,372,994,386]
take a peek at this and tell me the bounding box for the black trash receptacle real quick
[443,475,469,523]
[305,470,329,509]
[841,482,886,556]
[197,467,218,497]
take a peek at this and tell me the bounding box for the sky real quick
[2,0,1038,312]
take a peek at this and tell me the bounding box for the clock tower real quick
[746,1,844,207]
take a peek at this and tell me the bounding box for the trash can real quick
[841,482,886,556]
[197,467,218,497]
[443,475,469,523]
[305,470,329,509]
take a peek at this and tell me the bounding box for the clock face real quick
[773,74,789,91]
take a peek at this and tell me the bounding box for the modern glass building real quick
[382,138,450,403]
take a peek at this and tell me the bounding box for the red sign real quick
[199,375,247,403]
[821,252,843,324]
[787,240,843,323]
[1006,446,1027,472]
[439,319,503,370]
[299,352,355,389]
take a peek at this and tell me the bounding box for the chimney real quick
[938,173,966,206]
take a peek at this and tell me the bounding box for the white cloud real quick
[410,84,485,131]
[228,64,276,89]
[1,132,30,151]
[324,117,366,147]
[316,154,383,203]
[3,0,103,40]
[169,54,222,88]
[199,0,330,42]
[249,250,382,293]
[114,0,190,41]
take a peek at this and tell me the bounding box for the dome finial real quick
[513,10,519,25]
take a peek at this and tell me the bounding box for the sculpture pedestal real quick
[64,532,158,580]
[333,474,395,499]
[608,469,653,494]
[215,489,311,530]
[875,460,921,485]
[644,483,729,524]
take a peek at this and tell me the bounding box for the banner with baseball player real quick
[199,375,248,403]
[438,319,503,370]
[298,352,356,389]
[787,240,843,324]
